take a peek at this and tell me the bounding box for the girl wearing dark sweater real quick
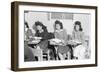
[34,21,49,53]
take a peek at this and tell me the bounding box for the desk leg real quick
[55,47,59,60]
[37,49,43,61]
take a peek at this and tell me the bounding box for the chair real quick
[30,46,43,61]
[30,46,50,61]
[42,50,50,61]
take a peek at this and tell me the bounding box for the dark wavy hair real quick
[25,22,29,28]
[74,21,83,31]
[35,21,47,32]
[54,20,63,30]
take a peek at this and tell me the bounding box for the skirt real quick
[37,40,48,52]
[73,45,86,59]
[57,45,71,54]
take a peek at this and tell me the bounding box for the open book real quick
[50,38,65,45]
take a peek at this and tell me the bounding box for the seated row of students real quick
[24,20,86,61]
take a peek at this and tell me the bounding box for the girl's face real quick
[37,25,42,31]
[75,25,80,31]
[55,24,61,30]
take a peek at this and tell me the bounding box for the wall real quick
[25,12,73,34]
[0,0,99,73]
[25,12,90,35]
[73,14,91,36]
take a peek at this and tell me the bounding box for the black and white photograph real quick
[11,1,97,71]
[24,11,91,62]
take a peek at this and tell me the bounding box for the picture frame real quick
[11,1,98,71]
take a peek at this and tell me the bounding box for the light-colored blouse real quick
[72,31,84,43]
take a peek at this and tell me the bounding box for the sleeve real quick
[63,29,67,40]
[41,31,49,40]
[35,31,39,37]
[54,32,57,38]
[62,29,68,44]
[47,33,55,39]
[72,31,75,40]
[80,32,85,43]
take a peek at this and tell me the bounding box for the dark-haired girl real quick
[72,21,84,43]
[54,20,71,60]
[72,21,86,59]
[34,21,49,53]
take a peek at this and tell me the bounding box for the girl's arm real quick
[72,31,75,40]
[80,32,85,44]
[62,29,68,44]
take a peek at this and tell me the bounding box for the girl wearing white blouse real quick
[72,21,86,59]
